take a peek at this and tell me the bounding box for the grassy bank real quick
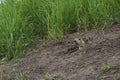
[0,0,120,60]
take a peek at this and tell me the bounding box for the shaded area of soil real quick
[0,24,120,80]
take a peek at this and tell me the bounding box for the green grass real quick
[0,72,59,80]
[0,72,26,80]
[0,0,120,60]
[16,73,26,80]
[42,73,60,80]
[98,63,112,74]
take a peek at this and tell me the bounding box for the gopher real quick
[74,37,92,50]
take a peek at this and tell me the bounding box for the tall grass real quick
[0,0,120,60]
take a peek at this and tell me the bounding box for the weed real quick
[0,72,12,80]
[42,73,60,80]
[99,63,112,74]
[16,73,26,80]
[0,57,7,64]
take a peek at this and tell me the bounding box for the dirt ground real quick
[0,24,120,80]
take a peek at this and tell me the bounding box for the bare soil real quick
[0,24,120,80]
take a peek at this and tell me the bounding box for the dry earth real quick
[0,24,120,80]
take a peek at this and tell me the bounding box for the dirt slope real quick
[0,24,120,80]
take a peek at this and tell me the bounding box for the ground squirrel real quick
[74,37,92,50]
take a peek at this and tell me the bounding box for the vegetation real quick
[0,72,25,80]
[16,73,26,80]
[98,63,112,74]
[41,73,60,80]
[0,0,120,60]
[0,72,59,80]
